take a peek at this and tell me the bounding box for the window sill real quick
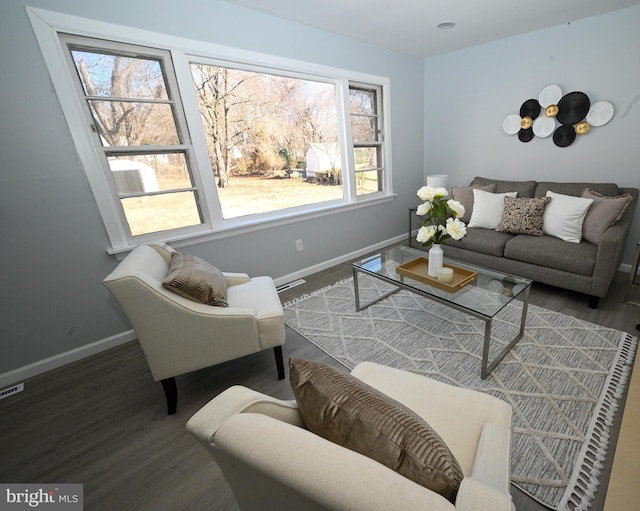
[108,193,396,257]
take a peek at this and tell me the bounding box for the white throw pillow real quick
[542,191,594,243]
[468,189,518,229]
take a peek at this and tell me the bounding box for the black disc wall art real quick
[553,124,577,147]
[518,128,534,142]
[556,92,590,125]
[520,99,541,120]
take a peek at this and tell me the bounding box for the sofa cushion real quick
[504,235,597,276]
[468,190,518,229]
[496,196,551,236]
[450,184,496,223]
[542,191,593,243]
[289,358,464,503]
[471,176,537,198]
[581,188,634,244]
[163,252,228,306]
[534,181,620,198]
[449,228,515,257]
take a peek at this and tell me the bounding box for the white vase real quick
[428,244,443,277]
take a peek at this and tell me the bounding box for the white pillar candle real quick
[437,267,454,283]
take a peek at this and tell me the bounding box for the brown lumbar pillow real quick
[581,188,633,244]
[289,358,464,503]
[162,251,228,306]
[496,196,551,236]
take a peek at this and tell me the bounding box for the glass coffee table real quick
[352,245,532,379]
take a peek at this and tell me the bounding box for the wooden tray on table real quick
[396,257,477,293]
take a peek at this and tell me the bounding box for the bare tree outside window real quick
[69,46,202,236]
[190,64,343,219]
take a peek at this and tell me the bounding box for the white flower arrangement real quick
[415,186,467,247]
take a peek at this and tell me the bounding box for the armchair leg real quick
[161,378,177,415]
[588,295,599,309]
[274,346,285,380]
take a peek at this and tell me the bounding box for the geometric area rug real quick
[283,275,638,511]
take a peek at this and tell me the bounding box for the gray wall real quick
[424,6,640,262]
[2,1,638,380]
[0,1,424,376]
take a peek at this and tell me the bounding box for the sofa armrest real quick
[592,223,626,294]
[455,478,514,511]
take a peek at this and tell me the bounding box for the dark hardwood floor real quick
[1,245,637,510]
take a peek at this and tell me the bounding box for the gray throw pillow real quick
[162,252,228,307]
[496,196,551,236]
[581,188,633,244]
[289,358,464,503]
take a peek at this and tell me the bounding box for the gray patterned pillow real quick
[162,252,228,306]
[289,358,464,503]
[496,196,551,236]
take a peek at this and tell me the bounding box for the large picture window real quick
[29,8,391,253]
[189,63,344,219]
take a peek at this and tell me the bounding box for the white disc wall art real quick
[586,101,614,127]
[539,84,562,108]
[503,114,522,135]
[533,116,555,138]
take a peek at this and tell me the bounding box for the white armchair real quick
[103,243,285,414]
[186,362,515,511]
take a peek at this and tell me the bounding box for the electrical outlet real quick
[296,239,304,252]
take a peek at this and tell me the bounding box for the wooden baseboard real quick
[0,330,136,388]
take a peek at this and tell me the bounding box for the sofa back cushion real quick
[534,181,619,198]
[471,176,537,198]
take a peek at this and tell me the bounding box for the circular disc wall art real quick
[586,101,614,127]
[539,84,563,108]
[552,125,577,147]
[503,114,522,135]
[503,85,614,147]
[520,98,541,120]
[533,116,555,138]
[556,92,590,125]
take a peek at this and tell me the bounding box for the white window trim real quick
[27,7,394,254]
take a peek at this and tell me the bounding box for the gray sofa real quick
[439,176,638,308]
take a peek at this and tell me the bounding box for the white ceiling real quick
[222,0,640,58]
